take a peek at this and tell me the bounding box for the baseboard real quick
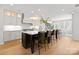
[4,38,21,43]
[0,42,4,45]
[4,38,21,42]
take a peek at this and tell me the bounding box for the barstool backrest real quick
[51,30,55,35]
[47,31,52,37]
[38,31,45,40]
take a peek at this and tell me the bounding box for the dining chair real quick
[45,31,52,48]
[55,29,60,41]
[51,30,55,42]
[33,31,46,55]
[56,29,60,40]
[48,31,53,45]
[45,31,49,48]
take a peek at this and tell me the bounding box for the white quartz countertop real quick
[4,25,22,31]
[22,31,38,35]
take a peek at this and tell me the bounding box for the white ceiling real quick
[0,4,76,17]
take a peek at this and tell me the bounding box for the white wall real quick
[0,8,4,44]
[73,7,79,40]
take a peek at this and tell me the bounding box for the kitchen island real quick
[22,31,38,54]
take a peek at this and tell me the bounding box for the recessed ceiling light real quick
[61,9,65,11]
[72,12,74,14]
[10,4,14,6]
[31,11,34,13]
[38,9,41,11]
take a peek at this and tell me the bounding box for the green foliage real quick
[40,17,49,24]
[40,17,54,30]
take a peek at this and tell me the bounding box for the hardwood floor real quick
[0,36,79,55]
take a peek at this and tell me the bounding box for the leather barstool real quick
[34,31,46,54]
[51,30,55,41]
[55,29,60,41]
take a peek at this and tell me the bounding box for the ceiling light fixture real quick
[72,12,74,14]
[61,9,65,11]
[10,4,14,6]
[38,9,41,11]
[31,11,34,13]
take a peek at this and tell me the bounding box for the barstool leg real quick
[44,40,46,52]
[38,41,40,55]
[46,39,49,49]
[51,37,53,46]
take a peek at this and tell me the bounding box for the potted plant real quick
[40,17,53,30]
